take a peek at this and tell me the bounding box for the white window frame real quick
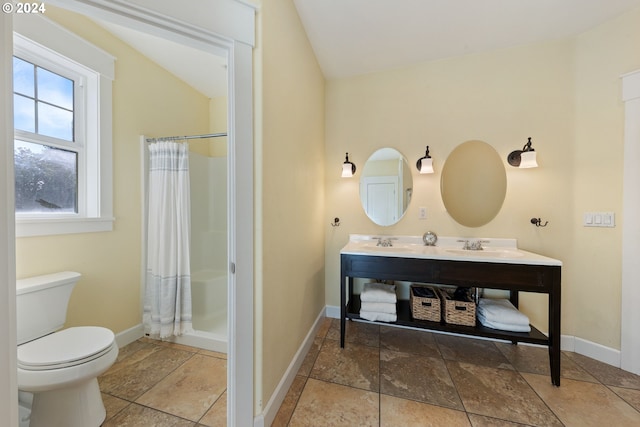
[13,14,114,237]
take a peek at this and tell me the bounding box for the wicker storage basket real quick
[410,285,441,322]
[441,288,476,326]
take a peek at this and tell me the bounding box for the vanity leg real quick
[340,273,346,348]
[510,291,519,345]
[549,269,562,386]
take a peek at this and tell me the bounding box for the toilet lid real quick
[18,326,115,371]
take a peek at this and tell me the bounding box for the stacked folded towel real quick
[477,298,531,332]
[360,282,397,322]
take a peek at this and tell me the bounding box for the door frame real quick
[2,1,256,425]
[621,69,640,375]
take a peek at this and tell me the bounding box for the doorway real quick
[2,1,255,426]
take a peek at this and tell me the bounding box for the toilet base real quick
[29,378,106,427]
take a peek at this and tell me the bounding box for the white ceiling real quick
[93,1,640,94]
[94,20,228,99]
[293,0,640,79]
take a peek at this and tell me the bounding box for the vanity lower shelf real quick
[346,296,549,345]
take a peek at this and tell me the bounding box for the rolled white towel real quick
[361,301,396,314]
[477,312,531,332]
[359,311,397,323]
[477,298,530,326]
[360,282,397,304]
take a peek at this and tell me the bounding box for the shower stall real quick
[141,134,228,353]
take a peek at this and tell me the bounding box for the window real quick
[14,15,115,237]
[14,56,80,214]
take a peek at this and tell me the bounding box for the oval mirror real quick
[360,148,413,226]
[440,140,506,227]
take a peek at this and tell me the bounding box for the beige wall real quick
[255,0,326,412]
[571,8,640,349]
[15,7,211,334]
[325,7,640,350]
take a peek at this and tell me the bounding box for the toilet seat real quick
[18,326,115,371]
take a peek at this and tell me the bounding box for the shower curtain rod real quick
[145,132,227,143]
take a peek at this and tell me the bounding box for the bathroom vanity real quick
[340,235,562,386]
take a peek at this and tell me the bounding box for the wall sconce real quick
[416,146,434,174]
[507,137,538,168]
[341,152,356,178]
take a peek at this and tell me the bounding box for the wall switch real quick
[583,211,615,227]
[419,207,427,219]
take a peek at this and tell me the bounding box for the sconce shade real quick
[519,150,538,168]
[341,152,356,178]
[507,137,538,168]
[416,146,434,174]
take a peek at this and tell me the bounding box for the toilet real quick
[16,271,119,427]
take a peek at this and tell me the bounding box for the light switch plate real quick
[583,211,615,227]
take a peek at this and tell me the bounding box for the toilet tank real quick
[16,271,81,345]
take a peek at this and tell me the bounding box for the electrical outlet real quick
[419,207,427,219]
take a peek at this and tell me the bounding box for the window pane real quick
[37,67,73,110]
[38,102,73,141]
[13,57,34,97]
[14,94,35,133]
[14,140,77,213]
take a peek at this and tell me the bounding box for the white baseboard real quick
[114,323,144,349]
[325,305,340,319]
[574,336,621,367]
[255,308,326,427]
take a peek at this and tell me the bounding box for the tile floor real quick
[272,318,640,427]
[99,337,227,426]
[100,320,640,426]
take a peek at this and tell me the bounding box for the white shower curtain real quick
[144,141,193,338]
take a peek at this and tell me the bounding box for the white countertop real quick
[340,234,562,266]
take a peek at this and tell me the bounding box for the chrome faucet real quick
[458,239,489,251]
[375,237,394,247]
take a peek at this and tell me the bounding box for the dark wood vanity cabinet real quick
[340,253,562,386]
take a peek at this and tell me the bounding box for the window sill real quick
[16,216,115,237]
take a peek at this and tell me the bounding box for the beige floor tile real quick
[496,343,598,383]
[316,317,333,339]
[101,393,129,421]
[102,403,195,427]
[310,338,379,391]
[566,352,640,389]
[198,349,227,360]
[436,334,514,370]
[297,335,324,377]
[199,391,227,427]
[523,372,640,427]
[380,326,441,357]
[380,349,463,410]
[447,361,562,426]
[327,318,380,347]
[272,376,307,427]
[288,378,379,427]
[380,394,471,427]
[610,386,640,412]
[136,354,227,421]
[99,347,194,400]
[467,413,532,426]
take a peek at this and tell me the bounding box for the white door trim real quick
[1,12,18,427]
[621,69,640,375]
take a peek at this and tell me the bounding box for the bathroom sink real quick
[444,248,524,258]
[363,244,421,253]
